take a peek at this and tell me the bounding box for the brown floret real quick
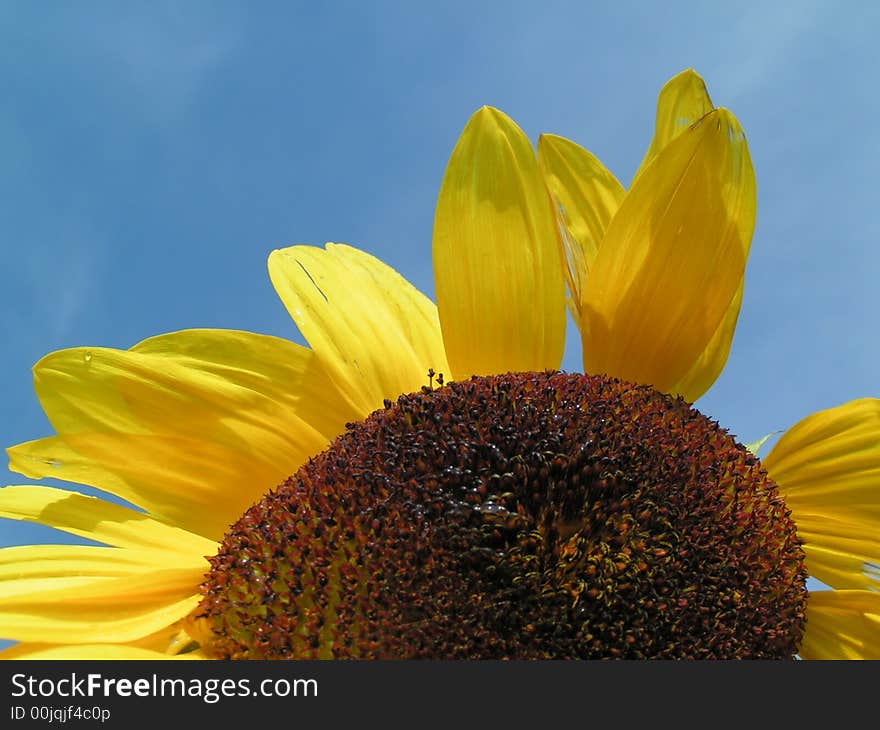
[198,372,807,659]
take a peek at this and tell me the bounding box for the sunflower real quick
[2,71,877,660]
[536,69,879,658]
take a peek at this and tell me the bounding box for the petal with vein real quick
[670,283,744,402]
[11,330,349,535]
[764,398,880,584]
[798,590,880,660]
[580,108,755,395]
[797,535,880,591]
[662,73,749,401]
[433,106,565,378]
[32,331,330,474]
[9,434,287,542]
[132,329,359,444]
[0,486,216,559]
[0,544,176,599]
[632,68,715,183]
[269,243,449,415]
[538,133,625,327]
[0,567,204,644]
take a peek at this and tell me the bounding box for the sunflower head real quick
[198,372,807,659]
[3,70,875,663]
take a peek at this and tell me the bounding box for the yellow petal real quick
[0,643,207,659]
[763,398,880,589]
[132,328,360,443]
[33,330,329,467]
[11,329,349,536]
[797,536,880,591]
[670,283,744,401]
[269,243,450,415]
[0,486,216,559]
[537,133,625,327]
[633,68,715,183]
[798,590,880,660]
[763,398,880,519]
[0,544,175,599]
[9,435,285,542]
[0,567,204,644]
[652,72,747,401]
[433,106,566,378]
[580,108,755,396]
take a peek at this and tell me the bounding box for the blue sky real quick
[1,1,877,609]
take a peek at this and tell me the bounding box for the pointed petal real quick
[651,71,745,401]
[0,567,204,644]
[670,283,744,401]
[34,330,330,466]
[795,530,880,591]
[743,429,781,457]
[0,486,216,559]
[0,544,176,599]
[580,108,755,395]
[269,244,450,415]
[764,399,880,590]
[131,328,360,444]
[538,134,626,326]
[12,329,350,537]
[633,68,715,183]
[798,590,880,660]
[433,106,566,378]
[8,435,286,542]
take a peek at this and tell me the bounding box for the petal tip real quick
[665,67,709,93]
[468,105,520,137]
[537,132,566,151]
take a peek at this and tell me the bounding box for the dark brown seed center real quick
[197,371,808,659]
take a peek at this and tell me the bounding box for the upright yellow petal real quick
[633,68,715,183]
[798,590,880,660]
[763,398,880,590]
[627,69,746,401]
[670,284,744,402]
[269,243,450,416]
[537,134,625,327]
[433,106,565,378]
[580,108,755,396]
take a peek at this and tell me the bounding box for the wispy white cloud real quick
[715,0,829,101]
[44,3,242,128]
[99,19,238,124]
[19,230,105,341]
